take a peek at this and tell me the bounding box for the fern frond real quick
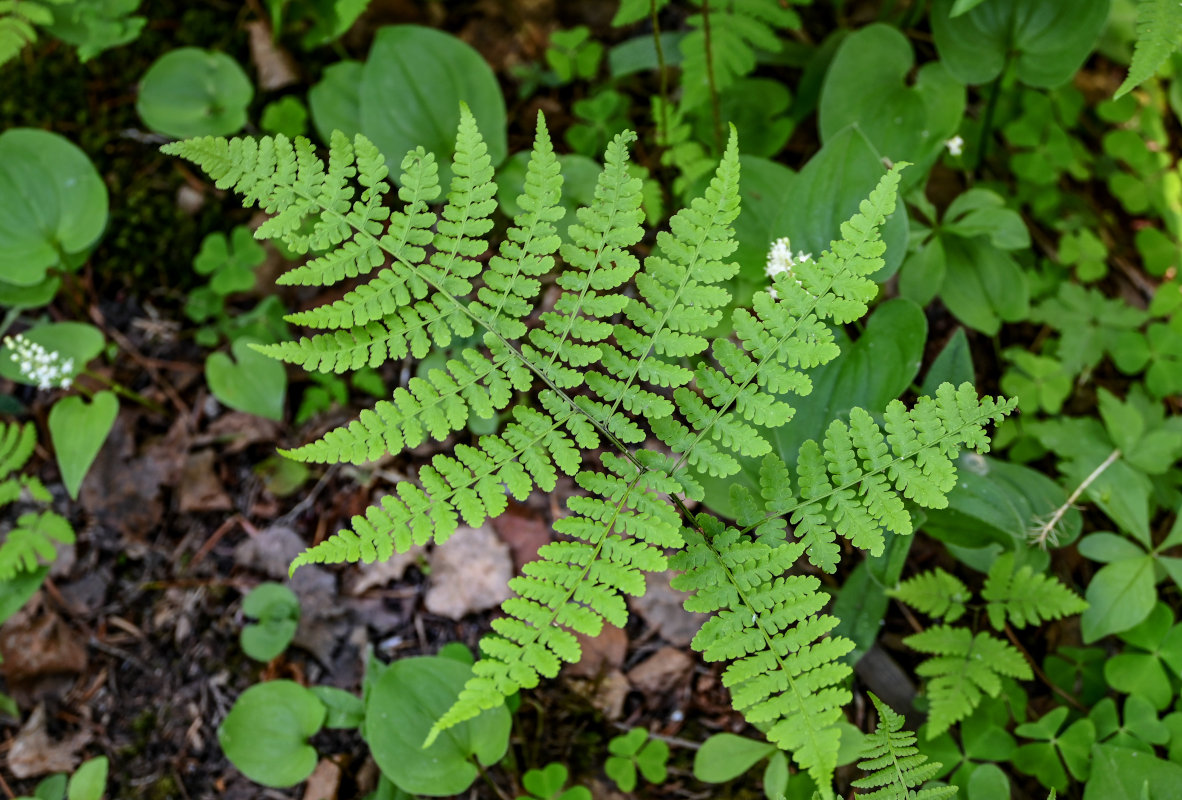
[852,693,956,800]
[671,515,853,791]
[0,511,74,580]
[428,453,681,741]
[1115,0,1182,98]
[907,625,1031,737]
[890,569,970,623]
[981,552,1087,630]
[659,165,905,487]
[0,421,36,483]
[679,0,802,112]
[0,0,66,66]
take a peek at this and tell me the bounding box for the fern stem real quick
[699,0,724,151]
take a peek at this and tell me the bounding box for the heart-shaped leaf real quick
[0,129,108,284]
[205,338,287,421]
[48,391,118,500]
[359,25,507,186]
[137,48,253,138]
[0,322,105,387]
[218,680,326,788]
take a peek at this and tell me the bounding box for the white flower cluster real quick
[3,334,75,390]
[765,236,813,299]
[944,135,965,157]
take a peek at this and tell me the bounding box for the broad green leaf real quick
[218,680,326,787]
[359,25,507,187]
[0,129,108,282]
[1085,744,1182,800]
[48,391,118,500]
[820,24,964,185]
[309,686,364,729]
[729,155,797,295]
[137,48,253,138]
[206,338,287,421]
[308,60,363,144]
[1081,556,1157,642]
[693,733,776,783]
[365,655,510,796]
[931,0,1110,88]
[0,276,61,310]
[772,126,908,281]
[921,328,975,397]
[0,322,104,387]
[966,763,1010,800]
[0,567,49,626]
[938,235,1029,335]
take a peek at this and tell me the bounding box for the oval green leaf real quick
[0,129,108,284]
[205,338,287,421]
[0,322,105,386]
[693,733,775,783]
[137,48,253,138]
[309,60,364,145]
[365,655,511,796]
[218,680,325,788]
[359,25,507,187]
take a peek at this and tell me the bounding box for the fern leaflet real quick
[890,569,970,623]
[852,693,956,800]
[1115,0,1182,98]
[0,0,67,66]
[981,552,1087,630]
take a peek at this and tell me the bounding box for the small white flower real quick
[765,237,813,300]
[944,135,965,157]
[3,334,76,390]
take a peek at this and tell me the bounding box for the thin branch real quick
[1030,448,1120,549]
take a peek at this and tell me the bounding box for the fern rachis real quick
[165,111,1014,793]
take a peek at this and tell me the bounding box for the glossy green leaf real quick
[365,655,510,796]
[693,733,776,783]
[1085,743,1182,800]
[48,391,118,500]
[0,129,108,283]
[1081,556,1157,643]
[137,48,253,138]
[931,0,1110,88]
[921,328,975,397]
[206,338,287,421]
[308,60,363,144]
[218,680,325,788]
[359,25,507,187]
[938,235,1029,335]
[66,756,107,800]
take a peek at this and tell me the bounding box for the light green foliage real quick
[206,337,288,421]
[44,0,143,61]
[604,728,669,793]
[265,0,370,49]
[187,226,266,317]
[516,763,590,800]
[0,421,74,583]
[1102,603,1182,710]
[1012,707,1094,791]
[0,0,67,66]
[261,96,310,140]
[240,582,301,662]
[890,568,971,623]
[852,693,956,800]
[546,27,603,84]
[678,0,801,112]
[981,552,1087,629]
[47,391,118,500]
[1116,0,1182,97]
[218,680,326,788]
[907,625,1032,736]
[137,48,253,138]
[165,113,1013,792]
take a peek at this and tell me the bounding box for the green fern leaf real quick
[981,552,1087,630]
[907,624,1032,737]
[890,569,971,623]
[0,420,36,483]
[671,516,853,790]
[0,0,67,66]
[1116,0,1182,98]
[852,693,956,800]
[0,510,74,580]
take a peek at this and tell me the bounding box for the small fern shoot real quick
[981,552,1087,630]
[852,693,956,800]
[1115,0,1182,98]
[165,110,1016,795]
[0,420,73,581]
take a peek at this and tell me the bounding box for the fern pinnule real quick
[852,693,955,800]
[0,511,74,581]
[981,552,1087,630]
[889,568,970,623]
[0,420,35,484]
[1116,0,1182,98]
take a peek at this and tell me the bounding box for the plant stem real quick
[1030,448,1121,548]
[700,0,723,151]
[652,0,670,138]
[83,369,167,415]
[0,307,19,341]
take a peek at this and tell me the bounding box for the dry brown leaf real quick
[346,544,427,595]
[490,504,550,572]
[7,705,90,778]
[178,449,233,513]
[628,571,703,647]
[566,624,627,679]
[423,524,512,619]
[626,646,693,695]
[303,758,342,800]
[247,20,299,91]
[0,607,88,685]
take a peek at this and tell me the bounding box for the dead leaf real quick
[7,705,90,778]
[490,503,550,572]
[201,412,282,454]
[626,646,693,695]
[303,758,342,800]
[247,20,299,91]
[423,524,513,620]
[0,607,88,685]
[566,624,627,679]
[79,416,164,538]
[234,526,306,579]
[628,571,703,647]
[178,449,233,513]
[346,544,427,595]
[291,566,346,666]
